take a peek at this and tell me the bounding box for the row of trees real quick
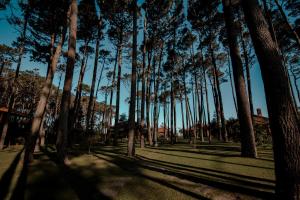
[0,0,299,199]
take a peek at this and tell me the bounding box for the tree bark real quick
[56,0,77,164]
[128,0,137,157]
[26,27,66,162]
[211,48,228,142]
[241,0,300,198]
[72,43,89,128]
[113,44,123,146]
[146,51,153,146]
[86,23,101,133]
[140,17,147,148]
[223,0,257,157]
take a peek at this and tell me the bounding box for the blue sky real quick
[2,0,295,130]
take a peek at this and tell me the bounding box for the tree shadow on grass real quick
[135,154,275,185]
[43,148,197,200]
[142,149,274,170]
[0,148,23,200]
[92,154,209,200]
[10,160,28,200]
[94,149,275,200]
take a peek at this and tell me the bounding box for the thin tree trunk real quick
[107,49,118,143]
[170,80,174,144]
[140,17,147,148]
[210,71,222,140]
[55,73,63,118]
[113,44,123,145]
[72,42,89,128]
[146,51,153,146]
[241,0,300,198]
[210,46,228,142]
[240,28,255,119]
[86,23,101,133]
[179,91,185,140]
[91,57,105,128]
[128,0,137,156]
[153,43,164,147]
[227,52,238,115]
[203,66,211,143]
[223,0,257,157]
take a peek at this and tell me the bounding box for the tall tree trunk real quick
[179,91,185,140]
[170,80,174,144]
[140,17,147,148]
[223,0,257,157]
[0,9,29,149]
[173,96,177,143]
[56,0,77,164]
[91,57,105,128]
[191,81,197,143]
[210,46,228,142]
[86,23,101,133]
[26,28,66,162]
[72,42,89,128]
[107,49,118,143]
[54,73,63,118]
[146,51,153,146]
[210,71,222,140]
[203,67,211,144]
[197,75,204,142]
[227,52,238,115]
[128,0,137,157]
[241,0,300,198]
[113,44,123,145]
[153,43,164,147]
[240,28,255,119]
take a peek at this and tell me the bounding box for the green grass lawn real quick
[0,141,275,200]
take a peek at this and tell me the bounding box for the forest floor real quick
[0,141,275,200]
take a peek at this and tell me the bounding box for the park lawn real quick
[0,141,275,200]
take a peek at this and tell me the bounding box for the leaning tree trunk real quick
[56,0,77,164]
[241,0,300,198]
[223,0,257,157]
[128,0,137,157]
[26,28,66,163]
